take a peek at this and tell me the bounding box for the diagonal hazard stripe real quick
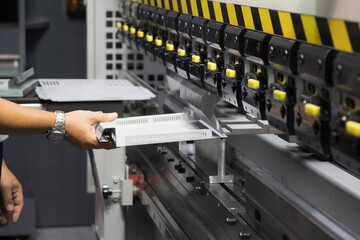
[150,0,155,6]
[200,0,210,19]
[251,7,262,31]
[220,3,229,24]
[241,6,255,30]
[291,13,306,40]
[180,0,189,14]
[346,22,360,52]
[172,0,179,11]
[316,17,333,47]
[234,5,245,27]
[301,15,322,45]
[278,11,296,39]
[190,0,199,16]
[226,3,238,26]
[196,0,203,17]
[157,0,162,7]
[186,0,192,14]
[213,1,224,22]
[164,0,170,9]
[259,8,274,34]
[180,0,188,13]
[328,19,353,52]
[208,1,215,21]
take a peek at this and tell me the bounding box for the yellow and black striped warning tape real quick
[140,0,360,54]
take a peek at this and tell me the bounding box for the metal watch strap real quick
[46,110,66,138]
[53,110,66,133]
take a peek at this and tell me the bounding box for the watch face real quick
[48,132,65,142]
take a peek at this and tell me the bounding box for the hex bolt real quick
[226,217,237,225]
[239,232,251,239]
[113,178,119,184]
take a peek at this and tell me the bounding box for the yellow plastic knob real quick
[346,121,360,138]
[146,34,153,42]
[273,90,287,102]
[248,79,260,90]
[304,103,321,117]
[177,48,186,57]
[130,27,136,34]
[207,62,217,71]
[155,38,163,46]
[116,22,122,28]
[166,43,174,51]
[123,24,129,32]
[137,30,144,38]
[192,55,200,63]
[226,69,236,78]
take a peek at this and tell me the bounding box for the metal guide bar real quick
[139,0,360,54]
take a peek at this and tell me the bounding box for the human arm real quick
[0,98,118,150]
[0,159,23,224]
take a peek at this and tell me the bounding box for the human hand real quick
[65,111,118,150]
[0,160,24,224]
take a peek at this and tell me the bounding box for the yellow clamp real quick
[155,38,163,47]
[123,24,129,32]
[273,90,287,102]
[346,121,360,138]
[177,48,186,57]
[137,30,144,38]
[166,43,174,51]
[146,34,153,42]
[207,62,217,71]
[116,22,122,29]
[130,27,136,35]
[305,103,321,117]
[248,79,260,90]
[226,69,236,78]
[192,55,200,63]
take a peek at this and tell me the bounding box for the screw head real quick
[299,54,305,64]
[284,49,289,60]
[336,64,342,76]
[317,58,323,69]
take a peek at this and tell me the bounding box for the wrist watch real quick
[46,110,66,142]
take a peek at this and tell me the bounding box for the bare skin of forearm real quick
[0,99,56,135]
